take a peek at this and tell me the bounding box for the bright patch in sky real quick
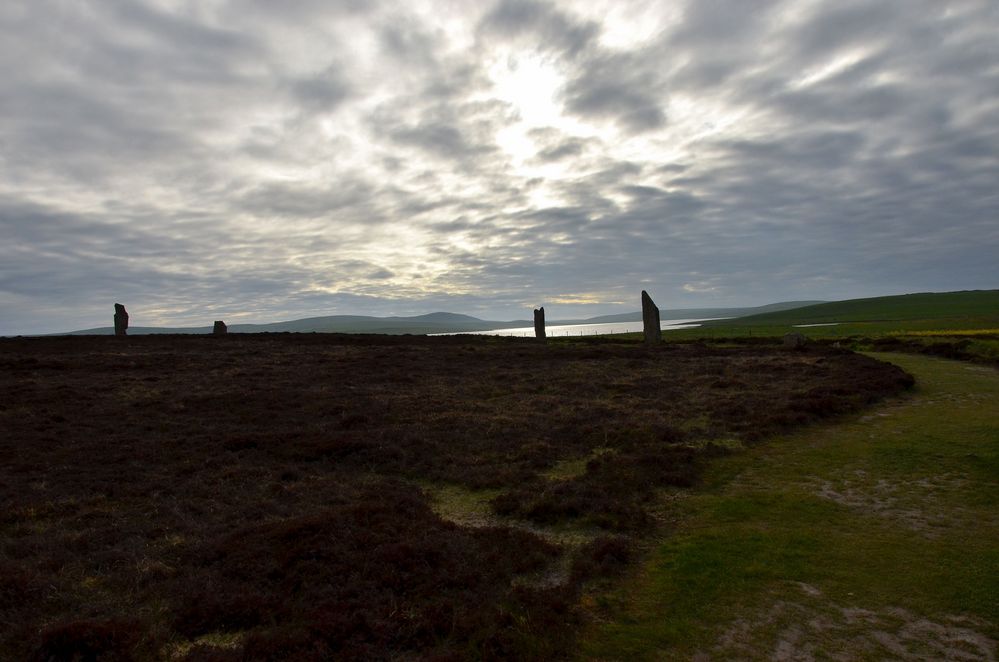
[794,49,874,89]
[490,52,565,128]
[489,52,571,170]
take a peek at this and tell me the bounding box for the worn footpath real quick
[584,353,999,661]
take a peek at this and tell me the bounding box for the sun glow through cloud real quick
[490,52,565,128]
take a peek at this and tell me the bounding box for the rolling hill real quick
[702,290,999,327]
[573,301,824,325]
[55,301,822,336]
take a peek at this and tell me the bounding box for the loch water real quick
[433,318,725,338]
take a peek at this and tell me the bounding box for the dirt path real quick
[583,354,999,660]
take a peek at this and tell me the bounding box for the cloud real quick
[477,0,598,57]
[560,51,667,132]
[682,282,718,294]
[528,128,597,162]
[288,65,353,112]
[1,0,998,334]
[535,137,587,162]
[388,118,498,161]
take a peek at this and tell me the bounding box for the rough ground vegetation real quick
[0,334,912,659]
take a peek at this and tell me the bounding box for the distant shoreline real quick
[429,317,730,337]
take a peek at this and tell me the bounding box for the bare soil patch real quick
[0,334,912,659]
[705,582,996,661]
[807,471,985,538]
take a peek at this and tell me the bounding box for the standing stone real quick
[533,307,546,341]
[783,332,807,348]
[213,320,227,336]
[641,290,661,346]
[113,303,129,336]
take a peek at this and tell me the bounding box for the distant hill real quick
[55,301,823,336]
[703,290,999,327]
[58,314,519,336]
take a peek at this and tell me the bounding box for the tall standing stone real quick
[641,290,660,346]
[534,307,546,341]
[213,320,227,336]
[113,303,129,336]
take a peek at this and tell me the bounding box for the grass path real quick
[582,353,999,660]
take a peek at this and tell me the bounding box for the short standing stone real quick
[641,290,661,346]
[533,307,546,341]
[213,321,227,335]
[113,303,128,336]
[783,332,808,348]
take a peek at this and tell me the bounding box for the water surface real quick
[434,318,724,338]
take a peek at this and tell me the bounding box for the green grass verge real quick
[582,353,999,660]
[619,289,999,344]
[703,289,999,327]
[676,319,999,339]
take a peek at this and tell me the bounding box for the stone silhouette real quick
[213,321,227,335]
[641,290,661,346]
[783,332,807,348]
[534,307,546,341]
[113,303,128,336]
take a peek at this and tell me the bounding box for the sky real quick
[2,0,998,334]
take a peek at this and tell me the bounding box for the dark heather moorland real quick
[0,333,914,660]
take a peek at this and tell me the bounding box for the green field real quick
[623,290,999,365]
[576,290,998,345]
[582,352,999,659]
[673,289,999,339]
[712,289,997,325]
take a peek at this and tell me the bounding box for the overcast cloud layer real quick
[2,0,998,333]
